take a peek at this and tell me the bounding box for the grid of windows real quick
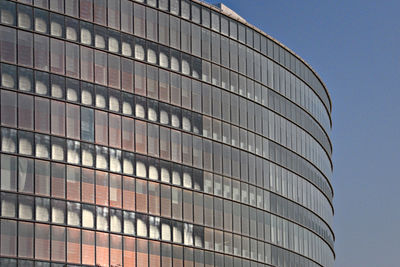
[0,0,334,266]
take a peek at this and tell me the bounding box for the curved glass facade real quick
[0,0,334,266]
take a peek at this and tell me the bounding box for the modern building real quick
[0,0,334,266]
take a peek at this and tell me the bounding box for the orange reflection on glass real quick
[35,223,50,260]
[82,168,95,204]
[51,163,65,198]
[123,176,135,211]
[82,230,95,265]
[137,238,148,267]
[67,227,80,264]
[96,232,109,267]
[51,225,65,262]
[110,174,122,208]
[67,165,80,201]
[149,241,160,267]
[124,236,136,267]
[110,234,122,267]
[96,170,109,206]
[136,179,148,213]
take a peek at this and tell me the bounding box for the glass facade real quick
[0,0,334,266]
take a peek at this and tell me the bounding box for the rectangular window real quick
[50,38,65,74]
[34,34,49,71]
[108,0,120,29]
[1,91,17,127]
[121,0,133,33]
[35,97,50,133]
[122,58,134,92]
[123,176,135,211]
[66,103,80,139]
[0,26,16,64]
[135,62,146,96]
[94,50,107,85]
[109,114,122,148]
[80,46,94,82]
[136,179,148,213]
[67,165,80,201]
[66,43,80,78]
[96,232,109,266]
[108,54,120,89]
[17,94,33,132]
[18,221,34,258]
[148,124,160,157]
[81,230,94,265]
[135,120,147,154]
[110,174,122,209]
[96,171,109,206]
[159,12,169,45]
[181,20,191,53]
[51,100,65,136]
[124,236,136,267]
[82,168,95,203]
[95,110,108,145]
[149,182,160,215]
[18,30,33,67]
[122,117,135,152]
[51,225,65,262]
[51,163,65,198]
[134,3,145,37]
[146,7,158,41]
[35,224,50,260]
[159,69,170,102]
[147,65,159,99]
[170,16,180,49]
[171,130,181,163]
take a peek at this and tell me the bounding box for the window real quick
[159,12,169,45]
[17,31,33,67]
[108,0,120,29]
[134,3,145,37]
[66,103,80,139]
[0,26,16,65]
[34,34,49,71]
[95,110,108,145]
[146,7,158,41]
[170,16,180,49]
[122,58,134,92]
[80,0,93,21]
[80,46,94,82]
[35,97,50,133]
[135,120,147,154]
[50,100,65,137]
[121,0,133,33]
[108,54,120,89]
[1,91,16,127]
[135,62,146,96]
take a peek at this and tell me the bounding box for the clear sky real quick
[214,0,400,266]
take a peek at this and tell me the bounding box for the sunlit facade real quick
[0,0,334,266]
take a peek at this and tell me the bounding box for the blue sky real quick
[215,0,400,266]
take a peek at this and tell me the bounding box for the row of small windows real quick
[0,189,333,265]
[0,24,333,159]
[0,83,334,214]
[0,59,332,179]
[2,0,331,113]
[0,151,334,246]
[0,54,333,190]
[0,219,329,267]
[0,128,334,243]
[0,1,332,136]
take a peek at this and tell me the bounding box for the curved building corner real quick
[0,0,334,266]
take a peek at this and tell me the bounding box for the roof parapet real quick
[215,3,247,23]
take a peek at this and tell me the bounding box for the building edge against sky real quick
[0,0,334,266]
